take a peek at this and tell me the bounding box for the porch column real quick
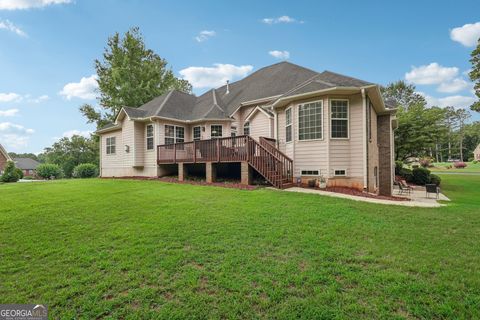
[241,162,252,185]
[206,162,216,183]
[178,163,187,182]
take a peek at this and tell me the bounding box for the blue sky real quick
[0,0,479,153]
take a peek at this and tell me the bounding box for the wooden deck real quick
[157,135,294,188]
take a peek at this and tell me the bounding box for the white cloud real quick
[269,50,290,60]
[450,22,480,47]
[195,30,216,42]
[0,92,22,102]
[179,63,253,89]
[419,92,476,109]
[0,19,27,36]
[0,121,34,149]
[28,94,49,103]
[0,108,19,116]
[437,78,471,93]
[405,63,458,85]
[62,129,92,138]
[59,75,98,100]
[0,0,71,10]
[262,15,302,24]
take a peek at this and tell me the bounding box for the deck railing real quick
[157,135,293,188]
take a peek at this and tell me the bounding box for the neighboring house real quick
[0,144,12,175]
[97,62,397,196]
[474,144,480,161]
[14,158,41,177]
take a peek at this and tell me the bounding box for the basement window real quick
[334,169,347,177]
[301,170,319,176]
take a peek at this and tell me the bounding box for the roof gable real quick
[0,144,11,161]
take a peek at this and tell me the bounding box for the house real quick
[97,62,397,196]
[474,144,480,161]
[0,143,12,175]
[14,158,41,177]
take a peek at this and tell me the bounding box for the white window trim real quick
[210,124,223,138]
[146,124,154,151]
[285,107,293,144]
[165,124,185,144]
[333,169,348,177]
[106,136,116,155]
[297,100,324,142]
[243,121,250,136]
[192,126,201,141]
[330,99,350,140]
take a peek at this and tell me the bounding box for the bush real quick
[395,160,404,175]
[419,157,431,168]
[1,161,20,183]
[474,160,479,164]
[15,168,24,179]
[412,167,431,185]
[72,163,98,178]
[453,161,467,169]
[430,174,442,186]
[36,163,63,179]
[399,168,413,183]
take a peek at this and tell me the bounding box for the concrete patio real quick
[280,186,450,208]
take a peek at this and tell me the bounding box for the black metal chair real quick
[425,184,440,199]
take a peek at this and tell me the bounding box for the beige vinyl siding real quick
[367,104,379,191]
[249,111,273,140]
[133,122,145,166]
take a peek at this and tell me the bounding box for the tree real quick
[1,161,20,183]
[455,108,471,161]
[81,27,192,128]
[41,135,99,177]
[381,81,427,110]
[469,38,480,112]
[8,152,40,161]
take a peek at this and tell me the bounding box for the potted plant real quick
[319,175,327,189]
[307,179,316,188]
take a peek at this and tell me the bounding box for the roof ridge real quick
[154,90,174,116]
[320,70,373,85]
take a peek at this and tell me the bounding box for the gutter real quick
[362,88,368,190]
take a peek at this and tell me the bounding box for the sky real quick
[0,0,479,153]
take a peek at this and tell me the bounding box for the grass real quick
[431,161,480,173]
[1,176,480,319]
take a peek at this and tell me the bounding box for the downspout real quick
[361,89,368,190]
[273,109,278,146]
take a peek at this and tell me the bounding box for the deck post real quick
[173,143,177,163]
[216,139,220,162]
[241,161,252,186]
[193,140,197,163]
[178,163,187,182]
[206,162,216,183]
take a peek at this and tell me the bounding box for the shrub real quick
[412,164,419,169]
[395,160,404,175]
[430,174,442,186]
[453,161,467,169]
[474,160,479,164]
[419,157,431,168]
[72,163,98,178]
[36,163,63,179]
[412,167,431,185]
[399,168,413,183]
[1,161,20,183]
[15,168,24,179]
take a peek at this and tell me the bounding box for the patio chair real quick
[397,180,412,195]
[425,184,440,199]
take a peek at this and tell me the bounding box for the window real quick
[243,122,250,135]
[165,125,184,149]
[193,126,201,141]
[146,124,154,150]
[285,108,292,142]
[231,126,237,137]
[331,100,349,138]
[106,137,116,154]
[301,170,319,176]
[334,169,347,176]
[211,125,223,138]
[298,101,322,140]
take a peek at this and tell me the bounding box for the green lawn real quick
[1,176,479,319]
[431,161,480,173]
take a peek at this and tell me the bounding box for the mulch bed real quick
[299,185,410,201]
